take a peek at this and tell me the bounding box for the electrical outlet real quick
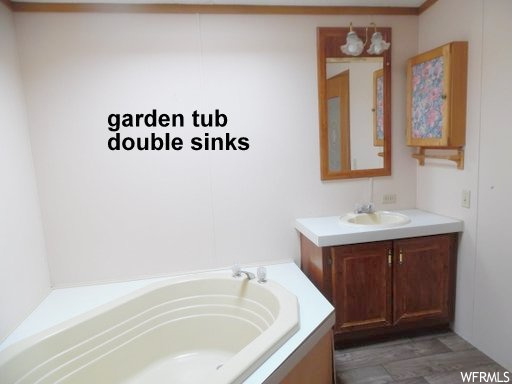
[382,193,397,204]
[461,190,471,208]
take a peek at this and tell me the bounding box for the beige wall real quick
[419,0,512,370]
[0,3,51,341]
[13,13,418,287]
[5,3,512,370]
[418,0,483,345]
[473,0,512,370]
[5,4,512,371]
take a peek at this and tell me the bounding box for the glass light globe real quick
[367,31,390,55]
[341,31,364,56]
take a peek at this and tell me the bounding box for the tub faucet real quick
[355,202,375,214]
[256,266,267,283]
[232,264,255,280]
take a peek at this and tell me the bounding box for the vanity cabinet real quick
[301,233,457,344]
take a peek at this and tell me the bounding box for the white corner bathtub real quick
[0,275,300,384]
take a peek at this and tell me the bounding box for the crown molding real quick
[5,0,438,16]
[1,0,13,10]
[10,2,421,14]
[418,0,438,14]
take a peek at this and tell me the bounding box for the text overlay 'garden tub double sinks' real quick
[340,211,411,228]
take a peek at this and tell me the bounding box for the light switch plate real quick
[461,190,471,208]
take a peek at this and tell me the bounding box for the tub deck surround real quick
[0,263,335,384]
[295,209,463,247]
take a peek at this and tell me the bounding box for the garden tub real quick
[0,274,299,384]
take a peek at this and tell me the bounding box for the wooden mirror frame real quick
[317,27,392,180]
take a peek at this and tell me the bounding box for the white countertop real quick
[0,262,335,384]
[295,209,463,247]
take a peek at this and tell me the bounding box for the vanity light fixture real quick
[367,23,391,55]
[341,22,365,56]
[340,22,390,56]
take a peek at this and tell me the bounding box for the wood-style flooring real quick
[334,331,510,384]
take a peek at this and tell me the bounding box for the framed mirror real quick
[317,27,391,180]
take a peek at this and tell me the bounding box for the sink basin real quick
[340,211,410,228]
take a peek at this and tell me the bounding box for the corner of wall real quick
[0,2,51,342]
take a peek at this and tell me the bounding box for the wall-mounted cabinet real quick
[300,233,457,345]
[406,41,468,169]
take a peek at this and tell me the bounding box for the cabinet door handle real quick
[388,249,392,266]
[399,249,404,265]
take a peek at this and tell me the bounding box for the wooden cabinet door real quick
[393,234,456,326]
[406,44,450,147]
[331,241,393,333]
[406,41,467,148]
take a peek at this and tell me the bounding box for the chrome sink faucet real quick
[232,264,255,280]
[355,202,375,214]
